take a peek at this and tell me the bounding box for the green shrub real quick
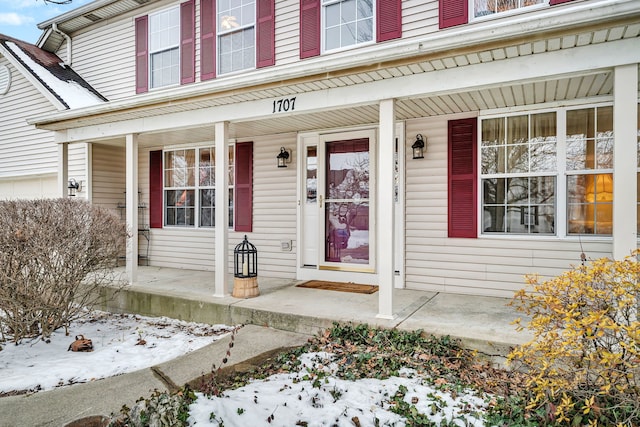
[0,198,127,343]
[507,254,640,426]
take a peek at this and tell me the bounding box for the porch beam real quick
[214,122,229,297]
[55,38,640,144]
[125,133,139,284]
[612,64,638,260]
[57,142,68,198]
[377,98,396,319]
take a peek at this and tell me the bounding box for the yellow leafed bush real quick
[508,253,639,426]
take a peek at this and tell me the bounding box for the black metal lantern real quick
[68,178,80,196]
[276,147,290,168]
[234,235,257,278]
[412,134,425,159]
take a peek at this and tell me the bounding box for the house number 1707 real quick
[272,97,296,113]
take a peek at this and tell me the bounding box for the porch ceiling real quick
[129,69,615,146]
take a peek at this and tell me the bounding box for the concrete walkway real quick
[0,267,532,426]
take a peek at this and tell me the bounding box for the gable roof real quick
[0,34,107,110]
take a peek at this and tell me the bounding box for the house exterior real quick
[0,36,105,199]
[8,0,640,317]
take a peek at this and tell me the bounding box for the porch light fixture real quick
[412,134,425,159]
[276,147,290,168]
[67,178,80,196]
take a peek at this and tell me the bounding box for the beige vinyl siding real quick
[275,0,300,67]
[403,115,613,298]
[0,58,58,178]
[402,0,439,40]
[92,143,125,213]
[138,133,297,278]
[66,18,134,101]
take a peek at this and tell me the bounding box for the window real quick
[566,106,613,235]
[473,0,545,18]
[217,0,256,75]
[149,7,180,88]
[323,0,374,51]
[480,112,557,234]
[163,146,234,227]
[477,106,615,237]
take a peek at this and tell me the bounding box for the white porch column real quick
[613,64,638,260]
[377,99,396,319]
[57,142,69,198]
[214,122,230,297]
[125,134,139,284]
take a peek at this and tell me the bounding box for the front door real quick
[318,130,376,271]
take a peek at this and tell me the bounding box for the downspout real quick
[51,23,72,66]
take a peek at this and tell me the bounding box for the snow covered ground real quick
[0,311,231,395]
[189,352,491,427]
[1,312,492,426]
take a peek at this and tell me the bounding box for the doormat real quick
[296,280,378,294]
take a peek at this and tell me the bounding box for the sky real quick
[0,0,92,44]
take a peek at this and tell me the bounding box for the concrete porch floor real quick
[98,266,532,357]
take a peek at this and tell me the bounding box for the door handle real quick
[319,194,323,208]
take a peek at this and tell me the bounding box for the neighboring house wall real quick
[0,55,86,199]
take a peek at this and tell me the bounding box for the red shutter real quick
[180,0,196,84]
[234,142,253,232]
[256,0,275,68]
[377,0,402,42]
[448,118,477,238]
[549,0,574,4]
[439,0,468,29]
[135,15,148,94]
[150,150,163,229]
[300,0,320,59]
[200,0,216,81]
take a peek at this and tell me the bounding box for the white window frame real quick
[163,145,235,229]
[216,0,256,76]
[478,102,615,240]
[148,6,181,89]
[321,0,375,54]
[470,0,548,21]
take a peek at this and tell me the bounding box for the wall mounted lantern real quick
[276,147,290,168]
[412,134,425,159]
[68,178,80,197]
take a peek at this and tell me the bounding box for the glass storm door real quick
[319,135,374,270]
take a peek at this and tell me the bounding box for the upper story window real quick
[323,0,374,51]
[149,7,180,89]
[473,0,545,18]
[217,0,256,75]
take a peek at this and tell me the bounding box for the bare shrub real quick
[0,198,128,344]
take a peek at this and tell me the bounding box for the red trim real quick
[256,0,275,68]
[234,142,253,232]
[448,118,477,238]
[180,0,196,84]
[300,0,320,59]
[135,15,148,94]
[200,0,216,81]
[149,150,163,228]
[377,0,402,42]
[549,0,574,4]
[439,0,468,29]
